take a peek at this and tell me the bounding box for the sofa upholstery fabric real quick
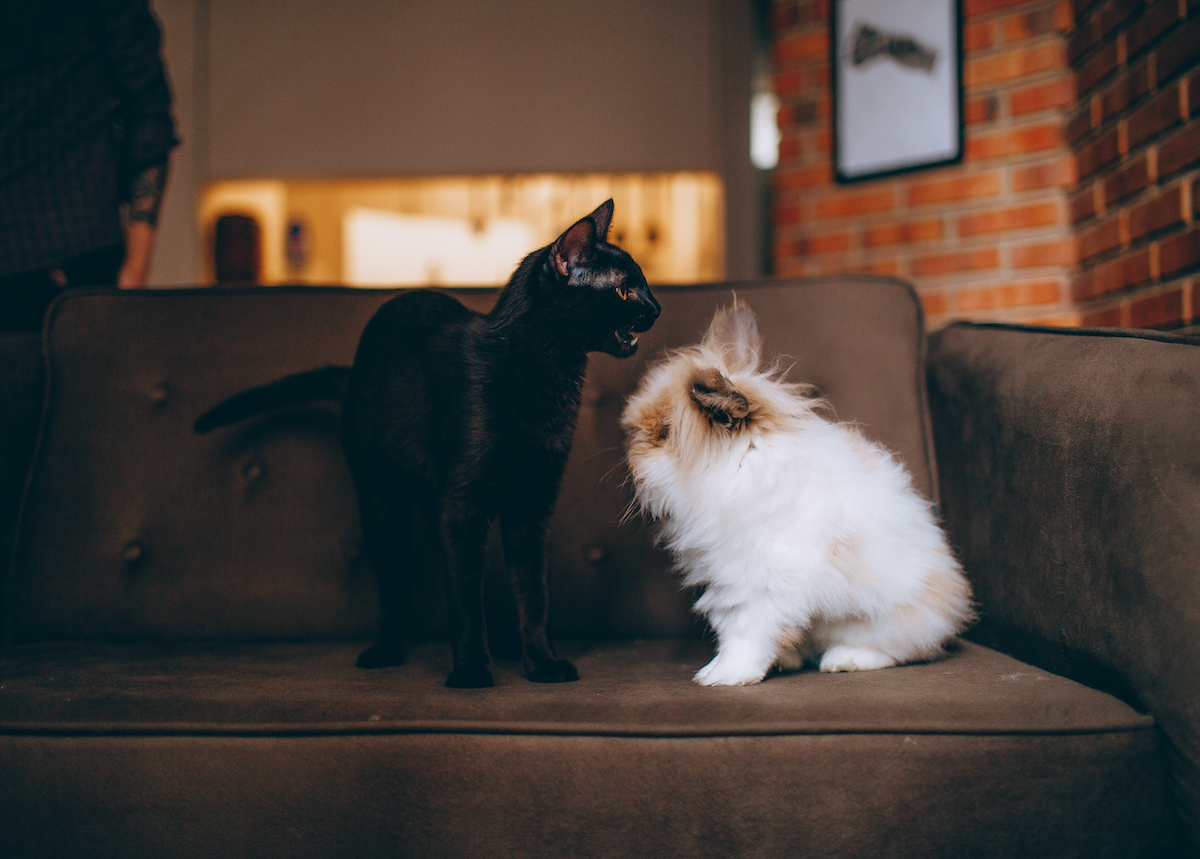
[0,640,1173,858]
[6,280,935,643]
[0,282,1186,857]
[929,322,1200,854]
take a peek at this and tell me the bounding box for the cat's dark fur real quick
[195,200,660,687]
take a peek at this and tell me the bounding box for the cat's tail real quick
[193,365,351,434]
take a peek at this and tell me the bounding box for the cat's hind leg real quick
[501,513,577,684]
[441,507,495,688]
[355,478,412,669]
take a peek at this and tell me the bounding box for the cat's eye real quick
[616,286,630,301]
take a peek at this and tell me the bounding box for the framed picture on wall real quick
[831,0,963,183]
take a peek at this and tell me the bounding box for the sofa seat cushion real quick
[0,639,1175,858]
[0,638,1156,735]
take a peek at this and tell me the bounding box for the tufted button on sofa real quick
[1,279,1195,858]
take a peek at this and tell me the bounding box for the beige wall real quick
[149,0,762,286]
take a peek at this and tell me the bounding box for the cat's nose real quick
[632,291,661,332]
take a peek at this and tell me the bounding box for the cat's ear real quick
[703,301,762,373]
[551,214,598,278]
[690,367,750,427]
[550,200,614,277]
[590,199,614,241]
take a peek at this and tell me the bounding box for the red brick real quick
[863,219,944,247]
[965,21,995,51]
[1081,304,1125,327]
[1013,238,1079,267]
[1127,1,1182,58]
[1079,215,1123,261]
[911,248,1001,276]
[1096,0,1142,42]
[772,29,828,66]
[866,259,901,277]
[796,232,852,255]
[1013,158,1077,191]
[907,172,1002,205]
[967,124,1062,161]
[1159,225,1200,277]
[966,42,1067,87]
[1076,128,1121,178]
[1092,249,1153,297]
[1157,121,1200,179]
[965,0,1039,15]
[1191,68,1200,116]
[775,166,833,190]
[1084,213,1128,260]
[1103,154,1150,206]
[1078,40,1120,95]
[778,137,801,160]
[920,292,948,315]
[774,203,803,226]
[779,98,819,126]
[1002,6,1068,42]
[1010,78,1078,115]
[1155,17,1200,85]
[966,95,1000,125]
[816,261,852,276]
[1070,182,1099,223]
[1071,268,1097,301]
[958,280,1061,311]
[1127,83,1184,149]
[774,70,804,97]
[814,190,895,219]
[770,3,800,32]
[1129,287,1185,328]
[1128,186,1186,241]
[958,201,1062,236]
[1098,63,1153,122]
[1065,105,1094,145]
[1068,15,1099,65]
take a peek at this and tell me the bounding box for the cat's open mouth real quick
[609,327,640,357]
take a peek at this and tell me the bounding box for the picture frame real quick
[831,0,963,183]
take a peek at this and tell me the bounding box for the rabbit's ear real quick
[690,367,750,428]
[702,300,761,373]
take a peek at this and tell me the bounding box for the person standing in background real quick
[0,0,178,331]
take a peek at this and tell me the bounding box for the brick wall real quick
[771,0,1079,330]
[1067,0,1200,328]
[769,0,1198,331]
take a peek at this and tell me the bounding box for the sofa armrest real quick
[0,332,44,614]
[928,321,1200,852]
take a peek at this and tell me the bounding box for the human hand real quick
[118,221,156,288]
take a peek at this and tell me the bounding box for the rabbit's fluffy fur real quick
[621,303,974,686]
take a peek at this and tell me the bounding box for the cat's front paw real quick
[818,646,897,673]
[445,665,495,688]
[693,656,766,687]
[526,658,579,684]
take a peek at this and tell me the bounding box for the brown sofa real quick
[1,278,1195,858]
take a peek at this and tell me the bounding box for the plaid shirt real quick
[0,0,178,278]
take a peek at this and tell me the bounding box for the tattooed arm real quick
[95,0,178,288]
[118,161,168,288]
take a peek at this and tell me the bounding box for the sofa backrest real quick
[4,278,933,643]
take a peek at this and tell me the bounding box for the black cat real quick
[195,200,660,687]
